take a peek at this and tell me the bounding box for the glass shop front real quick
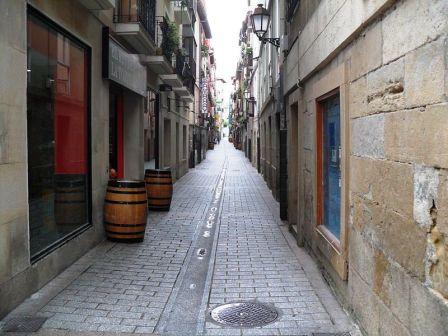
[27,9,91,260]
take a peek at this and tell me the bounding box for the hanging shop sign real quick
[201,78,209,115]
[102,28,146,97]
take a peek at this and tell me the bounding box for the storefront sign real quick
[103,28,146,96]
[201,78,208,115]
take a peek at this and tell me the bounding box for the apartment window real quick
[317,92,341,241]
[27,9,91,260]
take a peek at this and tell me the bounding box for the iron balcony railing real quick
[155,16,172,62]
[183,54,196,94]
[172,0,190,9]
[173,0,196,27]
[176,52,192,82]
[114,0,156,41]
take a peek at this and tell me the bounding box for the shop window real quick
[27,10,90,260]
[317,91,341,243]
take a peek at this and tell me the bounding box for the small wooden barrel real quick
[208,142,215,150]
[144,169,173,211]
[104,180,148,242]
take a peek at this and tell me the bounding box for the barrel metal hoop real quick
[104,221,147,227]
[106,189,147,195]
[145,169,171,174]
[105,200,148,205]
[145,182,173,185]
[105,230,146,236]
[108,180,146,188]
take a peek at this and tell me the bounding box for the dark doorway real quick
[109,87,124,179]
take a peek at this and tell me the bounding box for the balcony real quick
[140,17,175,75]
[173,0,194,26]
[114,0,156,54]
[161,52,184,88]
[174,53,196,101]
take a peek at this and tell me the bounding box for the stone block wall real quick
[347,1,448,332]
[259,101,280,200]
[0,0,109,318]
[157,91,190,180]
[286,0,448,334]
[0,0,29,301]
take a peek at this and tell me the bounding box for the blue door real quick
[323,97,341,239]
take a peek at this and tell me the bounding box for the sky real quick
[206,0,255,117]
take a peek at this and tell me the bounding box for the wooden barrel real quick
[144,169,173,211]
[104,180,148,242]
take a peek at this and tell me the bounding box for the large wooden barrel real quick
[104,180,148,242]
[144,169,173,211]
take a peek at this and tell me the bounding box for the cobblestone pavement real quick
[1,140,359,336]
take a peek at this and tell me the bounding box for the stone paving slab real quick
[1,140,359,336]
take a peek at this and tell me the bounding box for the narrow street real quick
[2,140,357,336]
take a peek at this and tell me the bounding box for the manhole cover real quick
[2,316,47,332]
[210,302,278,327]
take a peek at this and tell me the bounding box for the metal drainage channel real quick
[210,302,279,328]
[156,162,228,335]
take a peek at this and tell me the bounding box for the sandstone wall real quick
[0,0,109,318]
[286,0,448,334]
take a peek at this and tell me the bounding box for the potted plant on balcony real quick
[201,44,209,57]
[161,20,179,63]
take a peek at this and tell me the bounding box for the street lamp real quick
[250,4,280,48]
[244,91,251,100]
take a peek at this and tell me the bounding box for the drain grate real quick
[2,316,47,332]
[210,302,278,328]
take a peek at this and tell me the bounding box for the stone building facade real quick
[143,0,196,179]
[0,0,214,319]
[1,0,121,318]
[257,0,282,200]
[234,1,284,200]
[284,0,448,334]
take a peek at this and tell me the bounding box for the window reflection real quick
[27,13,89,259]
